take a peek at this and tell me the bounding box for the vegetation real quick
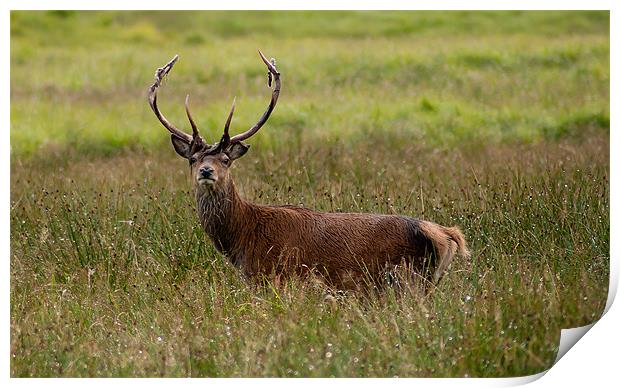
[10,11,609,377]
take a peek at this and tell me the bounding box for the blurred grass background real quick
[10,11,609,377]
[10,10,609,157]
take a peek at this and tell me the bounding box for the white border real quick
[2,2,11,383]
[2,0,616,10]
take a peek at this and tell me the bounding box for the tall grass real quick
[10,135,609,377]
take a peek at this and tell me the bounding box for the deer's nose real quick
[199,166,214,179]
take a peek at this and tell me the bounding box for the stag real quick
[147,51,469,291]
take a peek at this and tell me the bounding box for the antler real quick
[185,94,201,139]
[219,97,236,145]
[149,51,280,153]
[147,55,193,143]
[219,50,280,147]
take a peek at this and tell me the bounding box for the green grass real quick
[10,11,609,377]
[10,11,609,157]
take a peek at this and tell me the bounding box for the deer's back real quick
[239,204,430,284]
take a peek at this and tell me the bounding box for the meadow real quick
[10,11,610,377]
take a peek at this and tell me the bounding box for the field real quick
[10,11,610,377]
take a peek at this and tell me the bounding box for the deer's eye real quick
[221,157,230,166]
[189,156,197,164]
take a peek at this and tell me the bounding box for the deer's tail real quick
[442,225,470,259]
[416,220,470,283]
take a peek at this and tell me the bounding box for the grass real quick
[10,11,609,156]
[10,11,609,377]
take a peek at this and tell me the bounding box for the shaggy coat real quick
[196,178,469,290]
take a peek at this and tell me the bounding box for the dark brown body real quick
[197,179,469,290]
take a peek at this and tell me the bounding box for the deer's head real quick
[147,51,280,193]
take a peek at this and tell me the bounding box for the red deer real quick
[147,51,469,291]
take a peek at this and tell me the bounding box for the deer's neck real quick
[195,178,253,262]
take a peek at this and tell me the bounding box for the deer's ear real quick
[171,135,191,158]
[226,142,250,161]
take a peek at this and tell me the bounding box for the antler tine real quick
[221,97,236,144]
[213,97,236,152]
[258,49,278,76]
[147,55,193,143]
[228,50,281,144]
[184,94,200,139]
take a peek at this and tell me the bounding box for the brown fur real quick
[193,163,469,290]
